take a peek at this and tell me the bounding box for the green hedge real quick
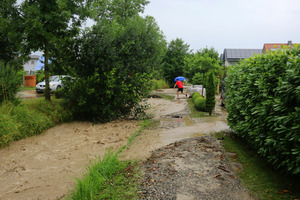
[226,45,300,175]
[192,92,201,102]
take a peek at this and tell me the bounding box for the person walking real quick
[174,80,187,99]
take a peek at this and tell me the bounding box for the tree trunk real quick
[202,72,205,97]
[44,42,51,101]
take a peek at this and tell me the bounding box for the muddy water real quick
[0,120,139,200]
[1,88,229,199]
[120,89,230,161]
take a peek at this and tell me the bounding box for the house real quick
[23,55,40,75]
[221,49,262,66]
[262,40,298,53]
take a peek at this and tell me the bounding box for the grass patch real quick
[67,152,140,200]
[215,131,300,200]
[68,120,152,200]
[151,79,169,90]
[0,99,71,148]
[144,119,160,129]
[187,98,208,118]
[160,94,174,101]
[116,119,151,154]
[19,87,36,90]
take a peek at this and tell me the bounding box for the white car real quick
[36,75,72,93]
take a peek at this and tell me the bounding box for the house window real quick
[31,60,34,64]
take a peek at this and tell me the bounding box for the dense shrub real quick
[63,71,151,122]
[226,46,300,175]
[205,72,216,115]
[0,62,21,103]
[63,15,165,122]
[194,96,206,111]
[192,92,201,102]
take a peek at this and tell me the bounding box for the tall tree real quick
[162,38,190,84]
[0,0,23,68]
[205,72,216,115]
[90,0,149,23]
[62,0,166,121]
[184,47,220,96]
[20,0,90,101]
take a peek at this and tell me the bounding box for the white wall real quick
[24,55,39,75]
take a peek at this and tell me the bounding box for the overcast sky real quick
[142,0,300,54]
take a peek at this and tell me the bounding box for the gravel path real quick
[138,137,253,200]
[133,89,254,200]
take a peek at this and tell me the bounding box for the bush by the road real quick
[192,93,206,112]
[226,45,300,175]
[192,92,201,102]
[63,15,165,122]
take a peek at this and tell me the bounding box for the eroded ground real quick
[1,89,253,200]
[0,120,139,200]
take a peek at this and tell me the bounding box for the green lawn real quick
[187,98,211,118]
[19,86,36,90]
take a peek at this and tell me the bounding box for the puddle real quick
[188,133,205,138]
[183,116,194,126]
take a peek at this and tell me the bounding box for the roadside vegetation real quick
[0,98,71,148]
[215,131,300,200]
[67,152,140,200]
[187,98,208,118]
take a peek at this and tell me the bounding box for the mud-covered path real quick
[120,89,254,200]
[1,89,253,200]
[120,89,229,161]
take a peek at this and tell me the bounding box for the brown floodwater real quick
[1,88,230,199]
[120,89,230,161]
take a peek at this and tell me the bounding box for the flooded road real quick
[0,121,140,200]
[1,88,231,200]
[120,89,230,161]
[123,89,252,200]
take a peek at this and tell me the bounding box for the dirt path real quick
[1,88,253,200]
[120,89,254,200]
